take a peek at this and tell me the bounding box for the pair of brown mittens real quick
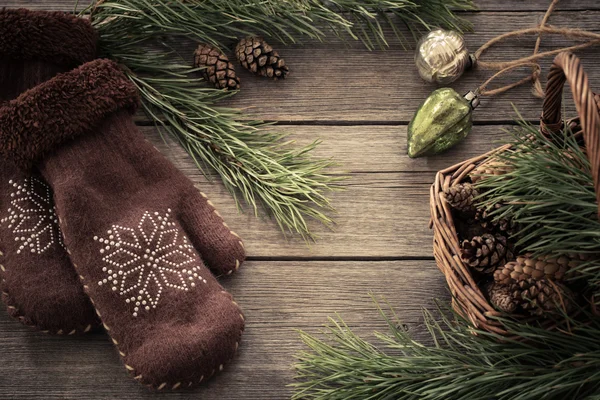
[0,9,245,389]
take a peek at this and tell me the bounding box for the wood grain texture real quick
[5,4,600,123]
[218,10,600,123]
[143,124,510,258]
[0,260,447,399]
[1,3,599,399]
[110,10,600,124]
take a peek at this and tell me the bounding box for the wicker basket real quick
[430,52,600,335]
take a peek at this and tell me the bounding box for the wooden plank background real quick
[1,0,600,398]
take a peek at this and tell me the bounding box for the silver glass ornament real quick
[415,29,473,84]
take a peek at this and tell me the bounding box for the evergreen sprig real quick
[87,0,475,51]
[474,115,600,295]
[84,0,474,238]
[108,51,340,239]
[293,299,600,400]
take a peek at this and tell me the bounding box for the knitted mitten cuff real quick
[0,8,97,67]
[0,59,139,168]
[0,9,103,335]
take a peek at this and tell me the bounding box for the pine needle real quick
[474,113,600,301]
[293,299,600,399]
[112,51,341,239]
[83,0,475,238]
[86,0,475,51]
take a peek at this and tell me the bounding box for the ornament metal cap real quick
[464,90,480,109]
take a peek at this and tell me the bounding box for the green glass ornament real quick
[407,88,479,158]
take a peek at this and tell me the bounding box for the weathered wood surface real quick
[4,4,600,122]
[211,10,600,123]
[146,124,509,258]
[2,1,600,399]
[0,260,447,399]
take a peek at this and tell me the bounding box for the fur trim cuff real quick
[0,59,139,168]
[0,8,97,66]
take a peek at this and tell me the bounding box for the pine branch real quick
[311,0,475,48]
[84,0,474,238]
[87,0,475,51]
[474,114,600,298]
[293,299,600,400]
[112,51,340,239]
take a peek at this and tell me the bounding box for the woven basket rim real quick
[429,52,600,336]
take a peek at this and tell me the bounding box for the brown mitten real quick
[0,59,246,388]
[0,8,99,334]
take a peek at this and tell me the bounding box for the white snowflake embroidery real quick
[95,209,207,317]
[0,178,64,255]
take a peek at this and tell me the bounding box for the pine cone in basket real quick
[443,183,479,214]
[454,216,486,241]
[461,233,513,274]
[474,203,520,238]
[470,160,512,184]
[193,43,240,90]
[486,282,518,313]
[509,278,574,316]
[235,37,289,80]
[494,253,585,284]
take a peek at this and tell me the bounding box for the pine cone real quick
[486,282,517,313]
[494,253,584,284]
[474,203,520,237]
[461,233,513,274]
[454,216,486,241]
[470,160,512,184]
[194,43,240,90]
[509,278,574,316]
[443,183,479,214]
[235,37,289,80]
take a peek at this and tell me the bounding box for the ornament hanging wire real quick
[415,0,600,98]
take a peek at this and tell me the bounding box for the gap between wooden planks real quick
[90,10,600,123]
[1,2,599,399]
[106,9,600,124]
[0,259,447,400]
[143,124,512,259]
[4,4,600,121]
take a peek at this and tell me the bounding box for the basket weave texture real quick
[430,52,600,335]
